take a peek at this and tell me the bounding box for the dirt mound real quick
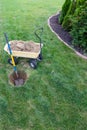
[10,40,40,52]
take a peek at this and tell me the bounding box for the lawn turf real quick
[0,0,87,130]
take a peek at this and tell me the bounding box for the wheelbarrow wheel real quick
[29,59,37,69]
[8,57,19,65]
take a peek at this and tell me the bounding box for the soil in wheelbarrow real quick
[10,40,40,52]
[9,70,27,86]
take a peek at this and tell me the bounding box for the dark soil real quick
[49,14,72,45]
[9,70,27,86]
[49,13,87,56]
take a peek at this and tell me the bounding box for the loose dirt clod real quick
[14,79,24,86]
[9,70,27,86]
[10,40,40,52]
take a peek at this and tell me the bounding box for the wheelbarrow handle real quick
[35,27,43,44]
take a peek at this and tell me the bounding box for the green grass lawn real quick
[0,0,87,130]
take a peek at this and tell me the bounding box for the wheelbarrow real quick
[4,28,43,69]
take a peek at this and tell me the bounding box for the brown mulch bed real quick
[49,14,72,45]
[49,13,87,58]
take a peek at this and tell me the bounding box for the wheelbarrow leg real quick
[37,53,43,61]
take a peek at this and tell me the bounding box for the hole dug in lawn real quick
[9,70,27,87]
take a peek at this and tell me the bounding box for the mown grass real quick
[0,0,87,130]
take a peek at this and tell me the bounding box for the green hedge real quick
[59,0,87,53]
[59,0,71,24]
[71,1,87,52]
[62,0,76,31]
